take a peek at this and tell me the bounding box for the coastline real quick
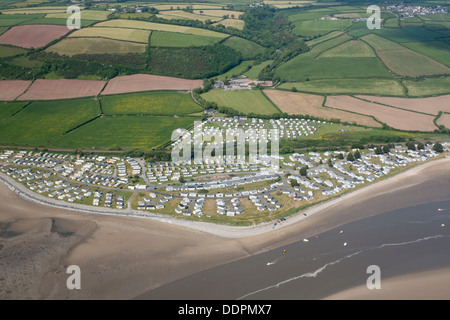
[0,155,449,299]
[1,155,449,239]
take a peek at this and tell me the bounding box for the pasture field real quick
[1,7,68,14]
[263,89,381,127]
[69,27,150,43]
[212,18,245,30]
[292,19,353,36]
[244,60,273,79]
[150,30,220,47]
[325,95,437,132]
[279,79,405,96]
[318,40,375,58]
[0,44,27,57]
[46,37,147,56]
[221,36,265,59]
[402,77,450,97]
[383,18,400,28]
[0,101,28,121]
[402,41,450,67]
[305,30,343,46]
[360,34,404,51]
[201,90,280,115]
[0,27,7,35]
[47,115,201,150]
[100,91,203,116]
[0,98,99,146]
[376,49,450,77]
[214,60,254,81]
[96,19,228,38]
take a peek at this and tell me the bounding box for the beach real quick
[0,156,449,299]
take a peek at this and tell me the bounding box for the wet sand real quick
[0,156,449,299]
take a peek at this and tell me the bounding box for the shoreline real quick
[1,154,449,299]
[0,155,448,239]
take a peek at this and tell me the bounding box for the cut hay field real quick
[68,27,151,43]
[325,95,437,132]
[0,24,69,48]
[96,19,228,39]
[44,10,111,21]
[278,78,405,96]
[212,18,245,30]
[0,80,31,100]
[402,77,450,97]
[355,95,450,115]
[376,49,450,77]
[100,91,202,116]
[150,30,220,47]
[201,90,280,115]
[0,98,99,146]
[17,79,106,101]
[437,113,450,129]
[47,115,201,150]
[156,10,220,22]
[46,37,147,56]
[101,74,203,95]
[264,90,381,127]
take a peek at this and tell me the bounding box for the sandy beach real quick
[0,156,449,299]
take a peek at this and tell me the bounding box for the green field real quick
[292,19,353,36]
[47,115,200,150]
[279,78,405,96]
[0,98,99,146]
[305,30,343,46]
[402,41,450,68]
[201,90,280,115]
[150,30,220,47]
[0,44,27,58]
[0,101,28,121]
[45,10,111,21]
[361,34,405,51]
[221,36,265,59]
[403,76,450,97]
[46,37,147,56]
[101,91,202,116]
[318,40,375,58]
[69,27,151,43]
[214,60,254,81]
[244,60,273,79]
[377,49,450,77]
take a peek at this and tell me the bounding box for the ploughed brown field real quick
[0,81,31,101]
[0,25,70,48]
[325,95,437,132]
[264,90,381,128]
[17,79,106,101]
[437,113,450,129]
[355,95,450,116]
[101,74,203,95]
